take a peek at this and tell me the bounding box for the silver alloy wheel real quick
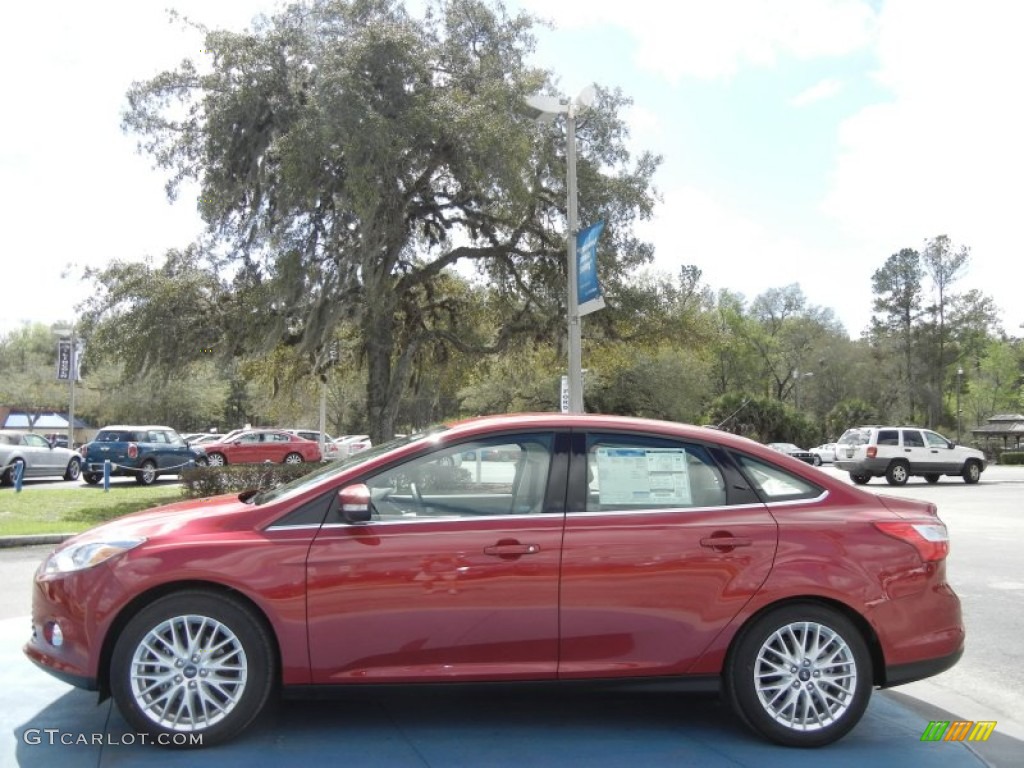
[129,614,248,732]
[284,452,303,464]
[753,621,857,732]
[207,453,225,467]
[140,462,157,484]
[66,458,81,481]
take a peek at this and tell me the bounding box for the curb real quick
[0,534,76,549]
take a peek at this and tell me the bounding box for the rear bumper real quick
[883,646,963,688]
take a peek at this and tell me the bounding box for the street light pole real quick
[793,369,814,411]
[524,87,595,414]
[957,367,963,443]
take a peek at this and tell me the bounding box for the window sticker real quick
[595,447,692,506]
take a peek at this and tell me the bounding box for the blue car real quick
[80,425,207,485]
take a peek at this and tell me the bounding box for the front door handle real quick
[700,534,752,552]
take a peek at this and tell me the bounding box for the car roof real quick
[97,425,177,431]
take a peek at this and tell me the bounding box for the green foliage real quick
[825,399,878,440]
[999,452,1024,466]
[179,463,322,499]
[115,0,661,442]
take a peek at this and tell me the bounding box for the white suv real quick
[834,426,986,485]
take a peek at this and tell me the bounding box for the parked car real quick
[26,414,963,749]
[79,426,207,485]
[766,442,816,464]
[43,433,70,449]
[333,434,372,458]
[0,431,82,485]
[809,442,837,466]
[834,425,986,485]
[284,429,341,460]
[202,429,322,466]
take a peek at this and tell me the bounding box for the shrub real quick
[180,463,323,499]
[999,451,1024,466]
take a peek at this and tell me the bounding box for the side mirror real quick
[338,484,373,524]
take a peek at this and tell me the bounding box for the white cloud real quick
[517,0,877,81]
[821,0,1024,332]
[790,78,844,107]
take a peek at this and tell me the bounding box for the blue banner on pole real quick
[576,220,605,316]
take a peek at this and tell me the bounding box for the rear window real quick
[838,428,872,446]
[97,430,145,442]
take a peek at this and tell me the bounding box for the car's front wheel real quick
[110,591,275,747]
[207,453,226,467]
[1,458,25,486]
[63,458,82,481]
[725,603,872,747]
[885,461,909,485]
[283,452,303,465]
[962,460,982,485]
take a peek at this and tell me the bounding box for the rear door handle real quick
[700,536,752,550]
[484,543,540,557]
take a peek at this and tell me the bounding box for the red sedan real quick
[24,414,962,748]
[201,429,321,465]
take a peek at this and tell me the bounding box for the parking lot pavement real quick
[3,613,1008,767]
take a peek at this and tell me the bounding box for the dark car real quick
[26,414,962,749]
[79,425,207,485]
[766,442,817,464]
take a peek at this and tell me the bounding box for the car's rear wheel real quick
[725,603,872,747]
[849,473,870,485]
[283,452,303,465]
[962,460,982,485]
[885,461,909,485]
[83,472,100,485]
[925,474,940,484]
[207,453,226,467]
[63,458,81,481]
[135,460,158,485]
[110,591,275,748]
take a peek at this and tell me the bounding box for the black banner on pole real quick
[56,338,72,381]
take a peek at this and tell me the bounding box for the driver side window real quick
[365,434,554,520]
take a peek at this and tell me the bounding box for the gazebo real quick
[970,414,1024,452]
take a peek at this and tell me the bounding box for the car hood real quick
[61,493,258,546]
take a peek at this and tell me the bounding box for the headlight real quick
[43,538,145,575]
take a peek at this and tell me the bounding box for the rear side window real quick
[584,434,727,511]
[902,430,924,448]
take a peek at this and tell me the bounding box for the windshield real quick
[252,427,446,505]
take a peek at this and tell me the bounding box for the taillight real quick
[875,521,949,562]
[866,446,877,458]
[79,443,90,455]
[127,443,139,459]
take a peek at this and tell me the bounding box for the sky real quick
[2,0,1022,341]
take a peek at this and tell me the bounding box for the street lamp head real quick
[522,93,566,122]
[958,367,964,376]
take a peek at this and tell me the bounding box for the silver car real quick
[0,431,82,485]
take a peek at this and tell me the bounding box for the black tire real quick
[83,472,101,485]
[924,474,940,484]
[962,460,982,485]
[812,455,823,467]
[63,458,82,482]
[849,473,871,485]
[110,591,275,748]
[283,452,303,465]
[725,603,873,747]
[207,452,227,467]
[1,458,25,486]
[193,456,208,467]
[885,461,909,486]
[135,460,158,486]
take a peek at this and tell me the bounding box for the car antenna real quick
[716,398,751,430]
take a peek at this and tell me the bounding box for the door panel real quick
[558,434,778,678]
